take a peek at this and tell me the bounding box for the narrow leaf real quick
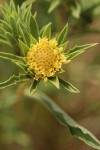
[5,32,16,44]
[30,34,37,46]
[25,91,100,150]
[33,11,37,19]
[23,0,36,7]
[0,52,24,62]
[48,0,60,13]
[0,25,5,34]
[0,20,11,32]
[10,16,17,32]
[67,43,98,60]
[19,23,30,46]
[0,39,12,48]
[18,39,29,56]
[0,52,26,72]
[30,16,39,41]
[42,23,51,39]
[57,23,68,45]
[23,4,32,29]
[10,0,16,11]
[59,78,80,93]
[0,34,7,40]
[39,24,48,36]
[0,74,29,89]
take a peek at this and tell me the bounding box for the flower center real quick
[26,38,66,80]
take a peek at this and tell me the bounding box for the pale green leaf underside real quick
[25,91,100,150]
[0,74,29,89]
[67,43,98,60]
[59,78,80,93]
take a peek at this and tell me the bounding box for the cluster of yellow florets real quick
[26,38,67,81]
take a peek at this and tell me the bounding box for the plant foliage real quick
[0,1,100,149]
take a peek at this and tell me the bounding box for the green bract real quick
[0,1,100,149]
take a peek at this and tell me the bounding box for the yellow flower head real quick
[26,38,68,81]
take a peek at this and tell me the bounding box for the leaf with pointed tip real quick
[29,80,38,95]
[0,20,11,32]
[48,0,61,13]
[18,23,30,46]
[0,52,26,72]
[25,91,100,150]
[1,6,8,21]
[39,24,48,36]
[0,25,5,34]
[59,78,80,93]
[0,39,12,48]
[57,23,68,45]
[10,0,16,11]
[67,43,98,60]
[18,39,29,56]
[23,4,32,29]
[10,16,17,32]
[0,34,6,40]
[30,16,39,41]
[30,34,37,46]
[6,32,17,45]
[42,23,51,39]
[23,0,36,7]
[5,32,15,41]
[0,74,29,89]
[49,76,59,89]
[0,52,24,62]
[33,11,37,19]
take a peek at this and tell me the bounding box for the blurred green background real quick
[0,0,100,150]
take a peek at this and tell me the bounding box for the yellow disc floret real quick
[26,38,67,81]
